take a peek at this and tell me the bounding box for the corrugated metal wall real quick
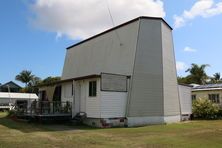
[62,21,140,80]
[127,19,180,118]
[128,19,164,117]
[161,22,180,116]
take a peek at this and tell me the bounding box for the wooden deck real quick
[15,101,72,122]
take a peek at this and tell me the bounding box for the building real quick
[0,81,39,111]
[192,84,222,108]
[178,84,192,120]
[38,16,181,127]
[0,92,38,111]
[0,81,21,92]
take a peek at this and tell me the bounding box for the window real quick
[208,94,220,103]
[89,81,97,97]
[192,95,196,101]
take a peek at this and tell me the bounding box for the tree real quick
[210,72,221,84]
[177,76,192,84]
[15,70,34,87]
[185,64,209,85]
[15,70,42,94]
[28,76,42,94]
[28,76,42,87]
[40,76,61,85]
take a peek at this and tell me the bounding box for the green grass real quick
[0,112,222,148]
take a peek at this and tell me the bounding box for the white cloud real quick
[184,46,197,52]
[174,0,222,28]
[30,0,165,39]
[176,61,188,71]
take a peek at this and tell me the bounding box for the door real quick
[53,85,62,102]
[39,91,47,101]
[74,81,86,114]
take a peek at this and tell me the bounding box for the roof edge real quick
[1,81,22,89]
[178,83,193,87]
[66,16,172,50]
[192,87,222,91]
[37,74,101,87]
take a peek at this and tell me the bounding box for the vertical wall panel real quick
[161,22,180,116]
[101,91,127,118]
[178,85,192,115]
[128,19,164,117]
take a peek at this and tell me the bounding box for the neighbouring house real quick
[38,16,181,127]
[178,84,192,120]
[192,84,222,108]
[0,81,22,92]
[0,92,38,111]
[0,81,39,111]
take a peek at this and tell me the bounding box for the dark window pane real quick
[89,81,97,97]
[192,95,196,101]
[93,81,97,96]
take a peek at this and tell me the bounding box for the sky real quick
[1,0,222,86]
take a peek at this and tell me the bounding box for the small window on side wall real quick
[192,95,196,101]
[89,81,97,97]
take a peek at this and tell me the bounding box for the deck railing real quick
[16,101,72,116]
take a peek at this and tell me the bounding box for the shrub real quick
[216,109,222,118]
[192,98,219,119]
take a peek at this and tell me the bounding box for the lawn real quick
[0,112,222,148]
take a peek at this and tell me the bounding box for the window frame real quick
[208,94,220,103]
[89,80,97,97]
[192,94,196,101]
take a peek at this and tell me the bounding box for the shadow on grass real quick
[0,112,99,133]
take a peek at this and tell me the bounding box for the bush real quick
[216,110,222,118]
[192,98,219,119]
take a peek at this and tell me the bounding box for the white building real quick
[39,16,181,127]
[0,92,38,110]
[178,85,192,120]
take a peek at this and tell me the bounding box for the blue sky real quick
[1,0,222,86]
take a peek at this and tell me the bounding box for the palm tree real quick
[15,70,34,87]
[185,64,209,85]
[28,76,42,87]
[211,72,221,84]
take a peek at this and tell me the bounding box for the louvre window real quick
[208,94,220,103]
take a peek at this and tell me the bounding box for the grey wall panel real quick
[161,22,180,116]
[128,19,164,117]
[61,21,140,80]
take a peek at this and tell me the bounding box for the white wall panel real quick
[178,85,192,115]
[101,91,127,118]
